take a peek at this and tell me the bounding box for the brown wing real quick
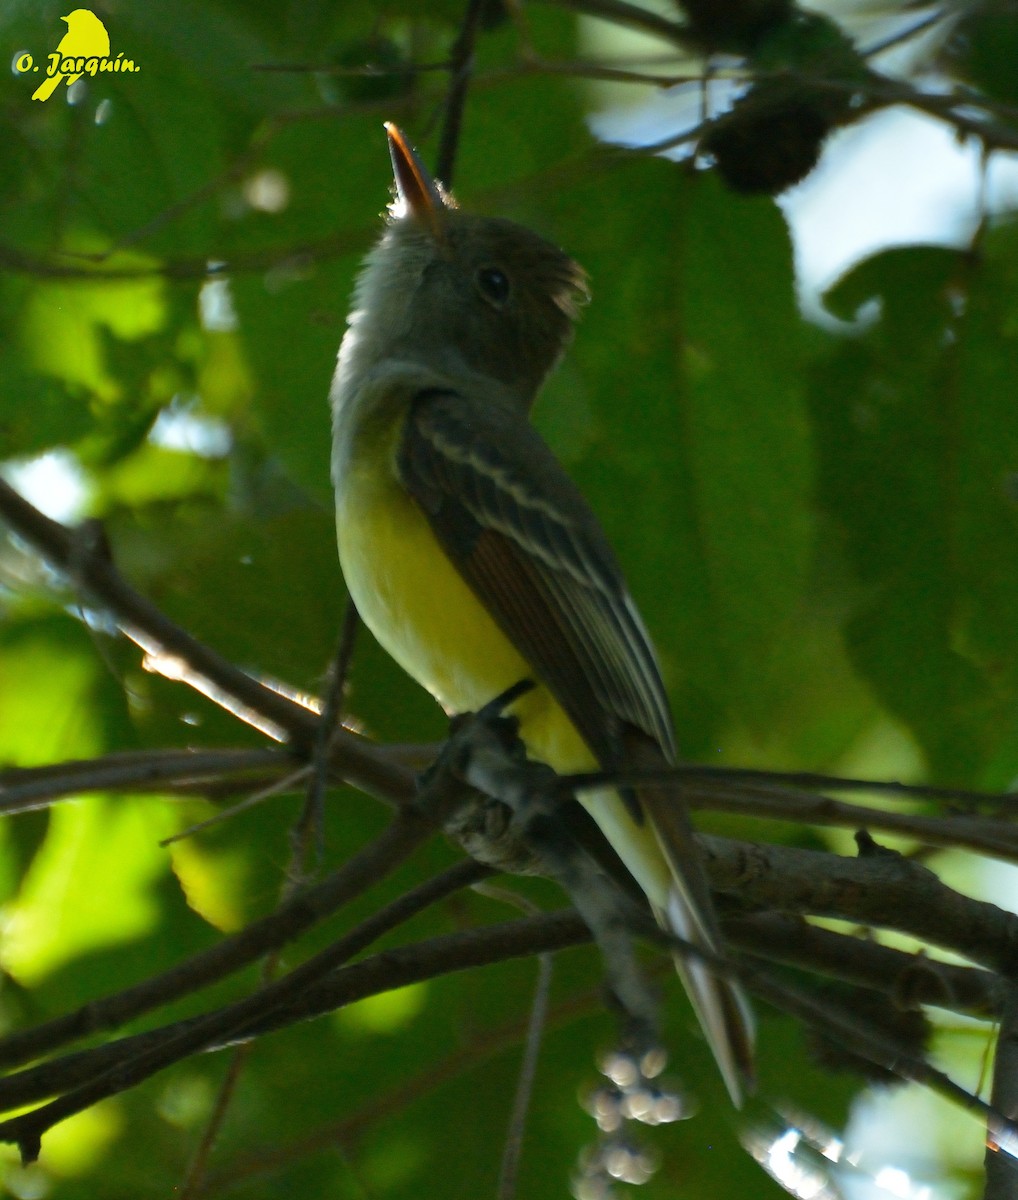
[397,387,676,769]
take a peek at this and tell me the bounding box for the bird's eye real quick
[476,266,510,308]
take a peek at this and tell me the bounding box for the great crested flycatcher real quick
[331,124,754,1103]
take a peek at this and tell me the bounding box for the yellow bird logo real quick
[32,9,111,103]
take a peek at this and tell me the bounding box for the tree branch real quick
[727,913,1002,1019]
[708,835,1018,975]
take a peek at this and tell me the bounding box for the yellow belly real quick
[335,455,671,907]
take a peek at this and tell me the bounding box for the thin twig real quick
[302,602,363,873]
[499,949,553,1200]
[435,0,488,187]
[159,767,311,847]
[674,763,1018,813]
[471,884,557,1200]
[0,747,286,814]
[178,1047,254,1200]
[566,765,1018,860]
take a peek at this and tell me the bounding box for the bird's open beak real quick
[384,122,449,242]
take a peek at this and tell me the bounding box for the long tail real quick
[628,741,755,1106]
[659,864,755,1105]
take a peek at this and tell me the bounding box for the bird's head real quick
[345,125,588,408]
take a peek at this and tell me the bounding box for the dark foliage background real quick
[1,1,1017,1197]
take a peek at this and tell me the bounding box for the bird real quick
[330,123,755,1103]
[32,9,110,103]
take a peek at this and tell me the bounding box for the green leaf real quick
[811,237,1018,779]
